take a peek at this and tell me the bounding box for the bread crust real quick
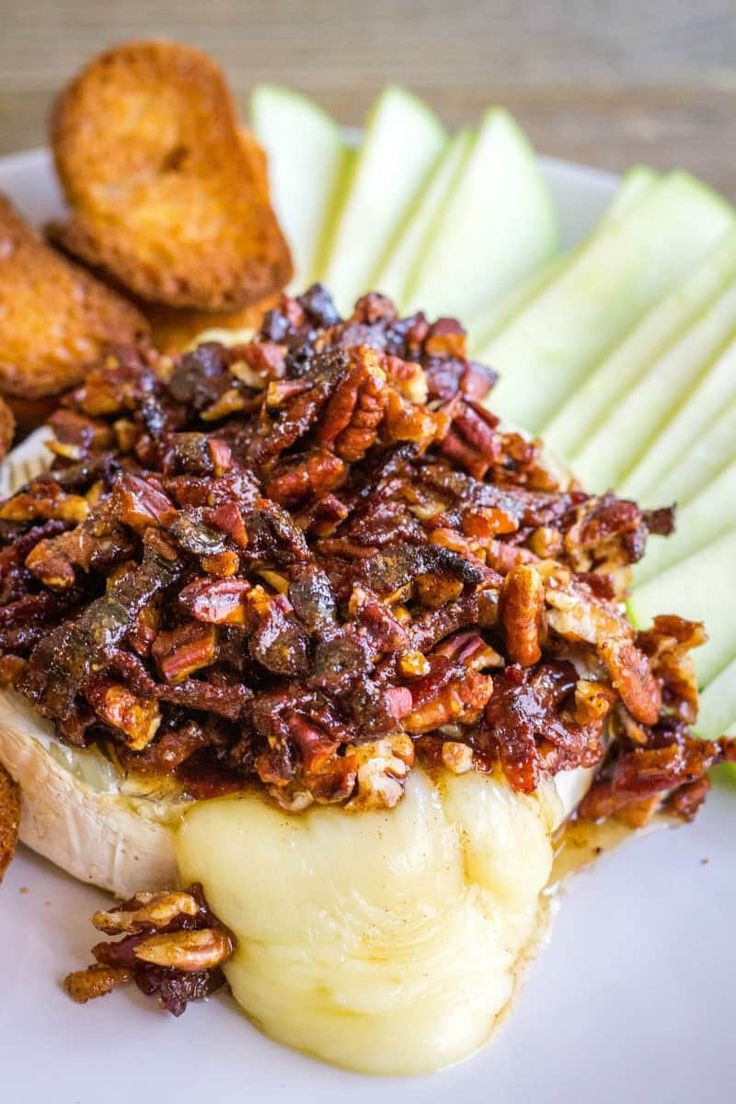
[0,194,149,399]
[2,395,55,438]
[0,398,15,460]
[0,761,20,883]
[145,296,277,354]
[50,41,293,311]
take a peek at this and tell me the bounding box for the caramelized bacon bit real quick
[179,577,250,624]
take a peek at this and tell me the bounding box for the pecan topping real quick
[0,283,728,817]
[132,928,233,971]
[65,965,132,1004]
[65,883,233,1016]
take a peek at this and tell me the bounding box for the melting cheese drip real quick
[176,768,565,1075]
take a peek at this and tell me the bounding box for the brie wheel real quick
[0,430,593,1074]
[0,688,186,896]
[176,768,563,1075]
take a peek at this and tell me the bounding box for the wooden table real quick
[0,0,734,199]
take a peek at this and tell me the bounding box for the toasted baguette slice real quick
[0,762,20,883]
[50,41,293,311]
[145,296,276,354]
[3,395,55,439]
[0,398,14,460]
[0,195,149,399]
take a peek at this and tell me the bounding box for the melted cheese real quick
[175,768,564,1075]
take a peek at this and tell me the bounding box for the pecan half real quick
[501,564,545,666]
[133,929,233,971]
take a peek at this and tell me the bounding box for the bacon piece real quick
[179,578,250,624]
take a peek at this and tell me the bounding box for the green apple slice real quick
[468,166,659,357]
[696,658,736,738]
[623,336,736,502]
[696,663,736,783]
[599,165,660,221]
[633,454,736,585]
[481,173,734,433]
[546,227,736,459]
[629,528,736,686]
[572,278,736,491]
[250,85,351,291]
[402,108,558,321]
[372,128,473,306]
[468,254,567,354]
[652,386,736,506]
[319,87,446,314]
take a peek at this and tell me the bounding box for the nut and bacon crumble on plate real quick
[0,284,733,1013]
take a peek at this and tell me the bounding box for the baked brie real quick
[0,288,724,1076]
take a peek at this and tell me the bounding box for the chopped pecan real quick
[92,891,201,935]
[132,929,233,971]
[266,449,346,506]
[0,485,90,524]
[318,346,388,461]
[152,623,217,683]
[64,965,132,1004]
[86,679,161,750]
[501,564,545,666]
[111,472,178,533]
[598,639,662,726]
[346,734,415,811]
[404,664,493,734]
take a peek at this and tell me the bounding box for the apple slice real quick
[319,87,446,314]
[629,528,736,686]
[598,164,660,221]
[468,166,659,356]
[372,128,473,306]
[250,85,351,291]
[696,657,736,738]
[546,227,736,459]
[651,384,736,506]
[468,255,567,354]
[572,278,736,491]
[696,661,736,782]
[481,173,734,433]
[401,109,558,322]
[633,453,736,585]
[622,337,736,502]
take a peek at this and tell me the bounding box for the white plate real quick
[0,150,734,1104]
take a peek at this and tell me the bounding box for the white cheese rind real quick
[0,688,181,896]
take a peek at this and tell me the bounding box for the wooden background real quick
[0,0,734,198]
